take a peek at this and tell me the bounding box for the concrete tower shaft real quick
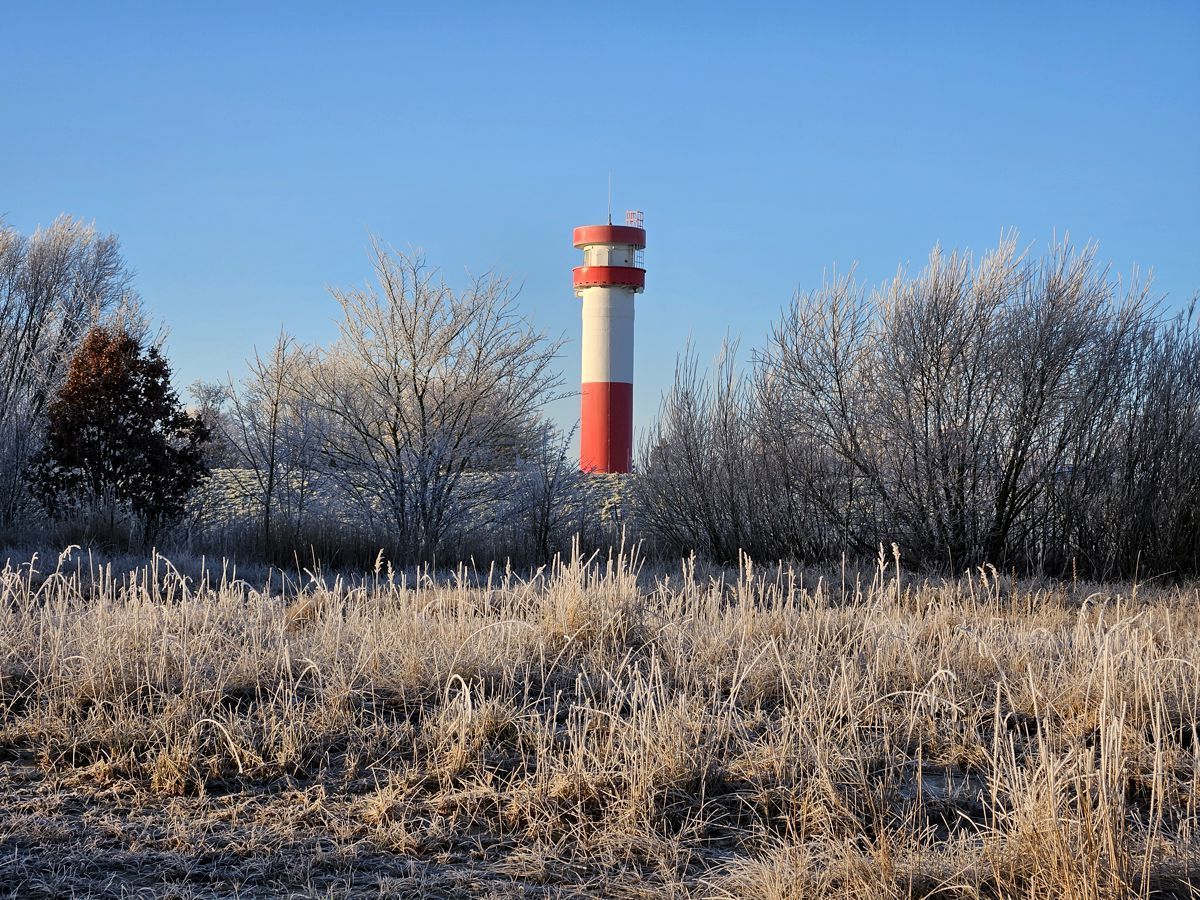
[572,217,646,473]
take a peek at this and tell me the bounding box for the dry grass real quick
[0,545,1197,898]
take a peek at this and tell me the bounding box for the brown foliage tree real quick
[33,326,210,533]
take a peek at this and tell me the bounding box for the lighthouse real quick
[572,211,646,473]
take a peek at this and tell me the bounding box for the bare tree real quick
[636,339,797,563]
[758,237,1165,570]
[758,267,879,556]
[507,422,584,561]
[299,243,564,561]
[1058,298,1200,576]
[200,331,324,550]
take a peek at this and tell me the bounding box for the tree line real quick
[637,235,1200,578]
[1,219,593,564]
[2,217,1196,577]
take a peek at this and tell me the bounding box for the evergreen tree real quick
[34,325,210,532]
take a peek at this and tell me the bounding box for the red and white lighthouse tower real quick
[572,211,646,473]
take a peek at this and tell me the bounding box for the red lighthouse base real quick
[581,382,633,473]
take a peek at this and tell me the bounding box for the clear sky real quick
[3,1,1198,442]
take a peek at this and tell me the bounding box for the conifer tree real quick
[34,325,209,533]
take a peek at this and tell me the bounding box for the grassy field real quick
[0,546,1197,898]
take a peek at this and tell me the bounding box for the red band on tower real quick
[572,225,646,248]
[581,382,633,473]
[572,265,646,290]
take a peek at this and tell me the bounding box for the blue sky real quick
[3,1,1198,441]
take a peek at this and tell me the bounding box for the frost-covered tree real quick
[508,422,584,561]
[300,242,564,560]
[198,331,324,549]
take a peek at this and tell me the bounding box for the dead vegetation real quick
[0,546,1197,898]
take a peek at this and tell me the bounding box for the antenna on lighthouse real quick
[607,173,612,225]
